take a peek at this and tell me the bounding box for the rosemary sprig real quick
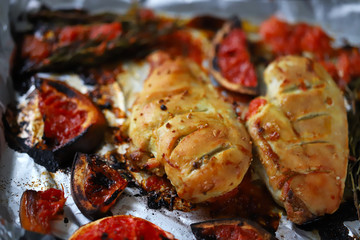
[345,77,360,221]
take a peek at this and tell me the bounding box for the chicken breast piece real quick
[126,52,252,203]
[246,56,348,224]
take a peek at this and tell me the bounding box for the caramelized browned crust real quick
[126,52,252,203]
[246,56,348,224]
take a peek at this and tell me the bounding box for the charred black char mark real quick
[229,15,242,29]
[27,146,59,172]
[27,7,117,25]
[35,77,77,98]
[104,188,123,206]
[2,106,32,153]
[147,191,173,210]
[186,15,226,31]
[299,202,358,240]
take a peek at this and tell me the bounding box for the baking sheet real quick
[1,0,360,239]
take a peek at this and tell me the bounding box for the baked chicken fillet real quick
[126,52,252,203]
[246,56,348,224]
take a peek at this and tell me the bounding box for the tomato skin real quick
[145,175,171,191]
[301,26,332,58]
[217,29,257,87]
[22,36,50,62]
[70,215,176,240]
[89,22,122,41]
[337,50,360,83]
[38,81,88,148]
[246,98,267,120]
[260,16,332,58]
[19,188,65,234]
[259,16,295,55]
[59,25,89,45]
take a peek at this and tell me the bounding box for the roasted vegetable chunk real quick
[210,17,257,95]
[71,153,128,220]
[191,218,275,240]
[69,215,176,240]
[20,188,65,234]
[4,78,107,171]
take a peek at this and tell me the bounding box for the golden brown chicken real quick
[246,56,348,224]
[126,52,252,203]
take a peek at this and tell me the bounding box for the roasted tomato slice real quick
[71,153,128,220]
[19,188,65,234]
[191,218,275,240]
[210,17,257,95]
[27,78,107,171]
[69,215,176,240]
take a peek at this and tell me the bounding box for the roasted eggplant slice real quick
[69,215,176,240]
[4,78,107,171]
[191,218,275,240]
[16,9,178,74]
[71,153,128,220]
[210,17,257,95]
[19,188,66,234]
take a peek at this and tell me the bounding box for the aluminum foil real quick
[1,0,360,239]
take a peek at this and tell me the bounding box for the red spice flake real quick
[217,29,257,87]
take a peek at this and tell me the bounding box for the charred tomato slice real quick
[4,78,107,172]
[19,188,66,234]
[210,17,258,95]
[71,153,128,220]
[191,218,275,240]
[69,215,176,240]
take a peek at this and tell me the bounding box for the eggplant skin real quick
[191,218,275,240]
[71,153,127,220]
[3,78,107,172]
